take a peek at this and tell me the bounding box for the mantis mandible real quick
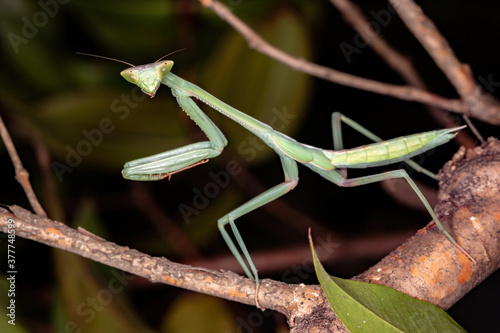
[78,52,474,284]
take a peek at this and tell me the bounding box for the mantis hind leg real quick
[331,112,438,180]
[218,156,299,284]
[332,168,474,262]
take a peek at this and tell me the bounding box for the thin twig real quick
[328,0,476,148]
[389,0,500,125]
[0,114,46,217]
[462,114,485,143]
[199,0,478,118]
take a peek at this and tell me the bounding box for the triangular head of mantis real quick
[121,60,174,98]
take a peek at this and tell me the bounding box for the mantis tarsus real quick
[78,52,474,284]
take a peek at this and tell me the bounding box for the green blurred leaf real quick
[16,90,190,170]
[310,237,467,333]
[161,294,236,333]
[53,201,155,333]
[200,7,311,163]
[0,0,65,92]
[69,0,175,56]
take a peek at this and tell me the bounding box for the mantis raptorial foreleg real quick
[122,88,227,180]
[78,52,475,287]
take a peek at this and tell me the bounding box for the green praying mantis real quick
[78,52,473,284]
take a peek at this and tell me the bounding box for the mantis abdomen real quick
[325,126,465,169]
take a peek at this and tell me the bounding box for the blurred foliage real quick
[160,294,236,333]
[0,0,498,332]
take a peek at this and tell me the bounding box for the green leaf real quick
[19,90,188,170]
[309,236,467,333]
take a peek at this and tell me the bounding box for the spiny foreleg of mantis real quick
[122,89,227,180]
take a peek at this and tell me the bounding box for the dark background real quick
[0,0,498,332]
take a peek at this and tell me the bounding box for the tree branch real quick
[389,0,500,124]
[198,0,471,116]
[355,137,500,309]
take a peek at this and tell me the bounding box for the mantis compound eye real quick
[156,60,174,77]
[120,68,139,84]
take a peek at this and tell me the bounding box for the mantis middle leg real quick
[218,155,299,284]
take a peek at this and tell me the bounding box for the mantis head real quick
[120,60,174,98]
[76,50,184,98]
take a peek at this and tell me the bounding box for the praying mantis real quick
[78,53,473,284]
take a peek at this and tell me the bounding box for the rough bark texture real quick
[355,138,500,310]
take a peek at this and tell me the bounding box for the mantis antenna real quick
[75,52,136,67]
[154,48,187,63]
[75,48,187,67]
